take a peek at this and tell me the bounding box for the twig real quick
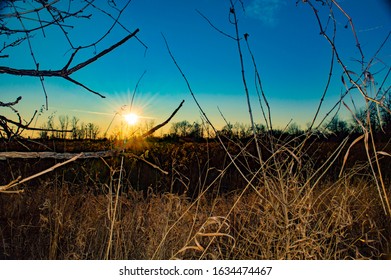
[105,155,124,259]
[309,4,337,130]
[0,176,23,193]
[0,96,22,107]
[0,115,72,133]
[141,99,185,138]
[196,9,236,40]
[228,1,263,165]
[125,153,168,175]
[330,0,364,64]
[161,29,261,193]
[0,0,60,19]
[130,70,147,112]
[0,153,83,193]
[243,34,273,133]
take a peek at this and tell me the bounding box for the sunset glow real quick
[124,113,139,125]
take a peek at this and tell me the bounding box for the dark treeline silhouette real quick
[2,89,390,142]
[37,114,100,140]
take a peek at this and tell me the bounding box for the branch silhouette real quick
[142,100,185,138]
[0,29,140,98]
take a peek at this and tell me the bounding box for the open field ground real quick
[1,0,390,263]
[1,137,390,259]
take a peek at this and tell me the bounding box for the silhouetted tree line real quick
[144,88,389,142]
[38,114,100,140]
[164,92,390,141]
[325,91,391,138]
[2,89,390,141]
[3,99,390,141]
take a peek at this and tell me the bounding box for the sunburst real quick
[124,113,139,125]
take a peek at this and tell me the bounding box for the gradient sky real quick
[1,0,390,136]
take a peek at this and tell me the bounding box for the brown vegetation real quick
[1,0,390,260]
[0,137,390,260]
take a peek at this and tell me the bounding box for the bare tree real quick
[189,121,203,139]
[0,0,142,139]
[71,116,80,139]
[58,115,69,139]
[86,122,99,139]
[77,122,86,139]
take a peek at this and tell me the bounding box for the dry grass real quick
[0,140,389,259]
[1,0,390,261]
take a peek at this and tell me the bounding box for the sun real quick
[124,113,139,125]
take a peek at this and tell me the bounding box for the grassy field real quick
[1,0,390,261]
[0,136,390,260]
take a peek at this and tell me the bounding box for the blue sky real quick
[1,0,390,136]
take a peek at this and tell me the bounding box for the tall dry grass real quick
[1,0,390,260]
[0,140,389,260]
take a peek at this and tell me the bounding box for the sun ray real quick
[124,113,139,125]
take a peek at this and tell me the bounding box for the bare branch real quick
[0,96,22,107]
[0,28,140,98]
[1,0,142,121]
[81,0,133,49]
[309,3,337,130]
[142,100,185,138]
[0,153,83,193]
[0,115,72,133]
[330,0,364,64]
[63,76,105,98]
[130,70,147,112]
[68,29,140,74]
[162,33,216,133]
[0,0,60,19]
[196,9,236,40]
[244,34,273,131]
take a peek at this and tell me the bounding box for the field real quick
[1,0,391,263]
[1,135,390,260]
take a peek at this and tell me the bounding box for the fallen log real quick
[0,150,116,160]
